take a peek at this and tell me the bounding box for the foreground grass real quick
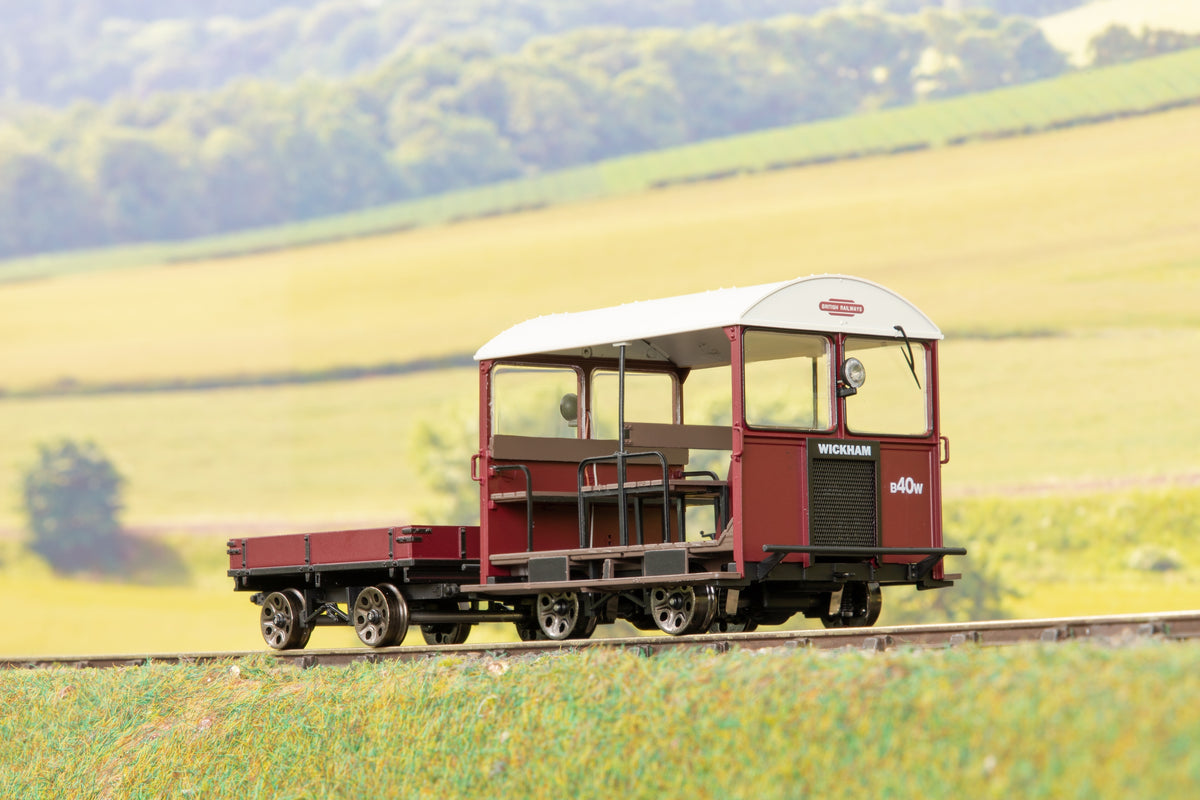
[1,642,1196,799]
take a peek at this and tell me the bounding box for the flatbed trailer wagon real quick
[229,275,964,648]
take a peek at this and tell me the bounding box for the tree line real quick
[0,7,1080,258]
[0,3,1087,109]
[0,0,878,108]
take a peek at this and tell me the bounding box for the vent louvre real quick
[809,458,878,548]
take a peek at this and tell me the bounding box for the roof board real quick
[474,274,942,366]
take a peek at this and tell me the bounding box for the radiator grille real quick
[809,458,878,549]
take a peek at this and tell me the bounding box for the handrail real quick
[491,464,534,552]
[576,450,670,548]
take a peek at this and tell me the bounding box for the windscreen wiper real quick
[893,325,921,389]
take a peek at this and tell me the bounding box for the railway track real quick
[5,610,1199,671]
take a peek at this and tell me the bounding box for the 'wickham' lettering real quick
[815,442,874,457]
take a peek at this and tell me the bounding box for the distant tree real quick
[885,551,1020,624]
[956,30,1011,91]
[21,440,126,575]
[198,125,288,231]
[504,74,599,168]
[1088,25,1200,68]
[391,111,523,194]
[1005,17,1069,82]
[0,145,102,257]
[409,415,480,526]
[77,130,200,241]
[601,67,690,153]
[1087,24,1146,67]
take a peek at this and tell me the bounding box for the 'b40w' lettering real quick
[890,477,924,495]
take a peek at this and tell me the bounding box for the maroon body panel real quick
[241,534,307,570]
[237,525,479,571]
[734,435,807,573]
[879,444,937,553]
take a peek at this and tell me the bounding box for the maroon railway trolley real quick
[228,275,965,648]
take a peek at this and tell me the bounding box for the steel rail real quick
[4,610,1199,671]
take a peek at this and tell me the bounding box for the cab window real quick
[492,365,579,438]
[844,336,930,436]
[743,331,833,430]
[590,369,675,439]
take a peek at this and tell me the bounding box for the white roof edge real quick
[474,274,942,362]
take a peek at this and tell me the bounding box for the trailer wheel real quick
[650,585,717,636]
[260,590,305,650]
[820,582,882,628]
[353,584,409,647]
[421,622,472,646]
[535,592,595,640]
[709,618,758,634]
[514,619,544,641]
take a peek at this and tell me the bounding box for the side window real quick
[491,365,579,438]
[743,331,833,430]
[844,337,930,436]
[590,370,675,439]
[682,364,732,426]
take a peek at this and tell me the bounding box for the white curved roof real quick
[475,274,941,367]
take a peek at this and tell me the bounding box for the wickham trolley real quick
[228,275,964,648]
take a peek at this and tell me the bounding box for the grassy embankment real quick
[1,79,1199,655]
[2,642,1198,798]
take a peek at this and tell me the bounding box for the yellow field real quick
[2,107,1199,656]
[0,369,479,529]
[2,106,1198,391]
[2,330,1199,534]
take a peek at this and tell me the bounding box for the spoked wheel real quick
[260,589,307,650]
[709,618,758,634]
[514,619,543,641]
[535,592,596,640]
[650,585,717,636]
[820,581,882,628]
[353,583,409,647]
[421,603,472,646]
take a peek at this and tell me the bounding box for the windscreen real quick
[844,336,930,436]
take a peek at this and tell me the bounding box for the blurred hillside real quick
[0,0,1104,259]
[1,2,1085,107]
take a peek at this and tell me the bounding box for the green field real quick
[3,642,1198,798]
